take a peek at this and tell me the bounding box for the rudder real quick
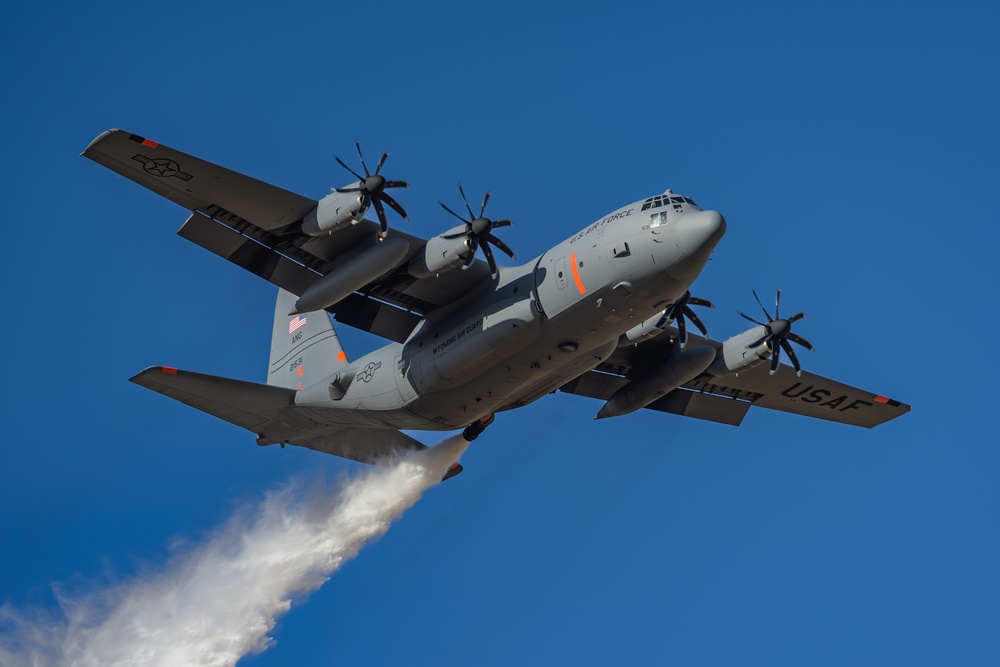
[268,289,349,390]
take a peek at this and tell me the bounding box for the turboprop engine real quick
[706,288,815,378]
[302,140,410,237]
[596,346,717,419]
[620,291,715,347]
[300,189,367,236]
[407,225,472,278]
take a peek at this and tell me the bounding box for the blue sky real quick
[2,0,998,664]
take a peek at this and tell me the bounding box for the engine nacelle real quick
[408,225,471,278]
[301,188,366,236]
[620,309,669,346]
[706,326,771,377]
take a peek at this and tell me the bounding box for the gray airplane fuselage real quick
[291,195,727,430]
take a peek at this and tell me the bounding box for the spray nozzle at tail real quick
[0,436,469,667]
[462,413,495,442]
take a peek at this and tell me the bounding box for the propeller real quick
[332,139,410,237]
[662,291,715,347]
[738,288,814,376]
[438,183,516,277]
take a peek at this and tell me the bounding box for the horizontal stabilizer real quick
[131,366,300,440]
[131,366,433,466]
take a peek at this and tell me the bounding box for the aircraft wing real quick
[131,366,430,465]
[82,129,316,230]
[85,129,495,343]
[561,329,910,429]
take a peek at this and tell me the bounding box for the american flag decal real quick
[289,314,308,334]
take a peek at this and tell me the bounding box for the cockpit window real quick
[641,196,663,211]
[649,212,668,227]
[643,193,696,211]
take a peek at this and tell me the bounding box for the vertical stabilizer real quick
[268,289,349,390]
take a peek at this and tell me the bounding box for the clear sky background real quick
[2,0,998,664]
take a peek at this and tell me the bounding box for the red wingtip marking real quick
[141,138,159,148]
[874,395,890,404]
[162,366,178,375]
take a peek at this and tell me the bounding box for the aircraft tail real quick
[268,289,349,390]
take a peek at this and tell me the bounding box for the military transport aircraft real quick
[83,130,909,478]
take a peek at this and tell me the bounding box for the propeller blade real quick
[786,332,815,352]
[481,239,498,276]
[463,235,479,267]
[752,288,774,322]
[441,230,470,240]
[775,288,782,320]
[748,332,771,349]
[372,197,388,235]
[677,314,688,347]
[787,312,806,324]
[355,139,370,177]
[739,311,767,327]
[334,186,363,193]
[781,339,802,377]
[687,297,715,309]
[769,341,782,374]
[379,192,409,221]
[334,154,364,182]
[384,180,410,189]
[683,306,709,337]
[491,219,513,229]
[480,191,491,218]
[375,151,389,175]
[486,234,516,260]
[439,201,470,224]
[457,183,475,220]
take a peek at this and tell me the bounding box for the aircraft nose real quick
[677,210,726,256]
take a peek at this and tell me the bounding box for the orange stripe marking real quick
[569,253,586,294]
[337,351,348,362]
[874,395,890,404]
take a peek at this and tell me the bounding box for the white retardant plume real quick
[0,435,469,667]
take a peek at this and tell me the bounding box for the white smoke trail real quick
[0,435,468,667]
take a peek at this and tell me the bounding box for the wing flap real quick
[560,371,751,426]
[178,211,319,296]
